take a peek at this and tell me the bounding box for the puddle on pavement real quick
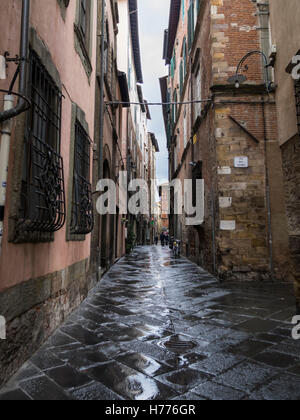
[117,352,171,377]
[157,335,197,354]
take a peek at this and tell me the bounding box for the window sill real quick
[11,223,54,244]
[66,233,87,242]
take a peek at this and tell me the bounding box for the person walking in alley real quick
[164,232,169,246]
[154,235,158,245]
[160,232,165,247]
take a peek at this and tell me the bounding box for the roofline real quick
[149,132,160,152]
[129,0,143,84]
[159,76,169,139]
[164,0,181,65]
[144,100,152,120]
[137,84,146,113]
[117,71,130,108]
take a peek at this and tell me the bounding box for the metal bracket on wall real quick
[228,115,260,144]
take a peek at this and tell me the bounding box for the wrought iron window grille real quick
[70,120,94,235]
[19,50,66,233]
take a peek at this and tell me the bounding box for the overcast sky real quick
[138,0,170,184]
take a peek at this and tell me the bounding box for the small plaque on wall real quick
[220,220,236,231]
[234,157,248,168]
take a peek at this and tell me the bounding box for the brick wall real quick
[211,0,263,85]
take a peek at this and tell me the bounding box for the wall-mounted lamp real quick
[227,74,247,90]
[228,50,276,92]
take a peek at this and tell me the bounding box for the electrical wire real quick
[105,98,213,107]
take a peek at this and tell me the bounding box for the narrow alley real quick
[1,246,299,401]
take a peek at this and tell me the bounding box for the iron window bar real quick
[19,50,66,233]
[70,121,94,235]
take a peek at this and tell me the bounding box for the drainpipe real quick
[98,0,106,180]
[96,0,106,271]
[0,0,30,254]
[262,98,274,280]
[0,96,14,252]
[256,0,271,85]
[211,188,217,276]
[0,0,30,123]
[190,56,194,162]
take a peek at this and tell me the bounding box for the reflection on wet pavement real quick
[0,246,299,400]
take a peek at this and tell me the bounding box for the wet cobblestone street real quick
[1,246,300,400]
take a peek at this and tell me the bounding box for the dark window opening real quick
[19,50,66,234]
[79,0,91,50]
[192,161,202,208]
[70,121,94,235]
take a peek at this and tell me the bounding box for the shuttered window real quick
[188,1,195,51]
[180,60,184,97]
[183,37,187,77]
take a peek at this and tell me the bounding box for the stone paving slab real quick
[0,246,299,400]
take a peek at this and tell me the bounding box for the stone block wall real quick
[0,259,96,386]
[214,96,269,280]
[281,135,300,307]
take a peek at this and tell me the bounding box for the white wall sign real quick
[234,157,248,168]
[219,197,232,209]
[218,166,231,175]
[220,220,236,231]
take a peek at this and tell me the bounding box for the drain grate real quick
[159,335,197,354]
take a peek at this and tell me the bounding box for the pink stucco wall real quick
[0,0,97,291]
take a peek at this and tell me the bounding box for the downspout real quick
[0,0,30,253]
[211,188,217,276]
[190,56,194,162]
[98,0,106,180]
[96,0,106,270]
[0,0,30,123]
[262,98,274,280]
[0,96,14,252]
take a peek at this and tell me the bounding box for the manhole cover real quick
[158,335,197,354]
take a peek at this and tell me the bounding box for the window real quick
[79,0,91,50]
[19,50,65,234]
[192,161,202,208]
[188,0,195,51]
[184,108,188,148]
[70,121,93,235]
[172,90,178,124]
[104,21,109,76]
[183,38,187,77]
[171,56,175,78]
[74,0,92,77]
[180,60,184,97]
[174,139,178,172]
